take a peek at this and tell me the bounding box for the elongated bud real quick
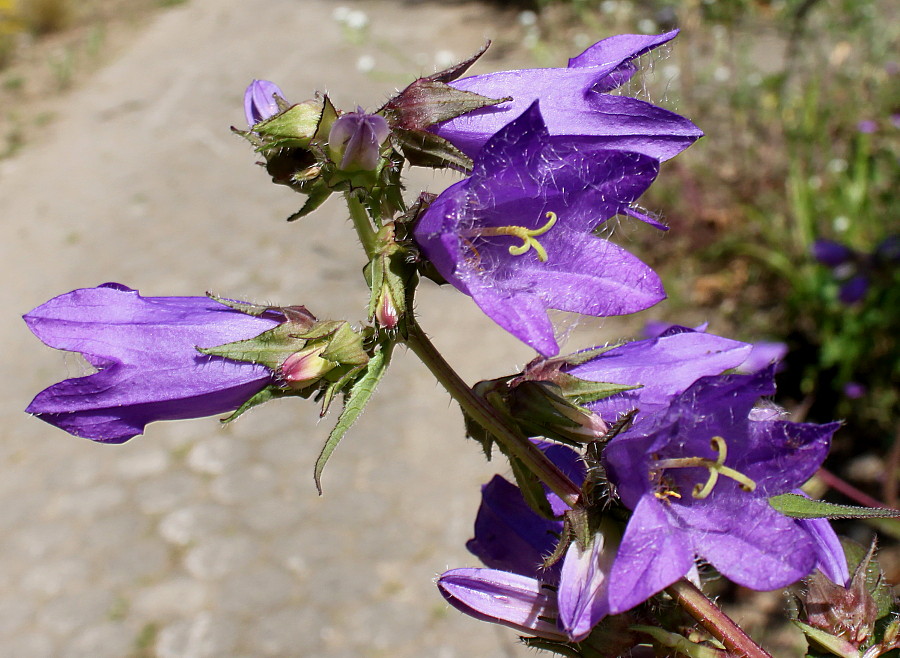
[280,346,333,389]
[328,109,390,171]
[374,284,399,329]
[244,79,287,125]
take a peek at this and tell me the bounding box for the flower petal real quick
[607,495,694,614]
[466,475,563,581]
[674,494,817,590]
[558,539,613,641]
[24,284,279,442]
[437,568,565,641]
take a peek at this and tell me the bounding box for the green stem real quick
[666,579,773,658]
[346,192,378,259]
[404,320,582,508]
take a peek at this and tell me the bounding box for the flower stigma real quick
[651,436,757,500]
[469,211,558,262]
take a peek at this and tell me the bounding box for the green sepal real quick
[632,626,729,657]
[426,41,491,84]
[519,638,583,658]
[286,183,332,221]
[206,293,317,324]
[220,385,290,424]
[198,322,312,371]
[390,127,473,172]
[508,454,556,521]
[317,362,367,418]
[314,341,393,494]
[382,72,508,132]
[769,493,900,520]
[252,99,324,150]
[311,94,339,145]
[842,538,894,620]
[553,373,638,406]
[792,620,862,658]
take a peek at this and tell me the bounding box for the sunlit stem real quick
[345,192,377,260]
[666,579,774,658]
[404,319,581,508]
[653,436,756,499]
[474,211,558,262]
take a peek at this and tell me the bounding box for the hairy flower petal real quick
[25,284,280,442]
[431,31,701,161]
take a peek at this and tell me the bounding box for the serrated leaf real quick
[770,494,900,520]
[314,341,393,494]
[286,184,332,221]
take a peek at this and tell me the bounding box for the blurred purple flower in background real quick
[812,236,899,305]
[25,284,281,443]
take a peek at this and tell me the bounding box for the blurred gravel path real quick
[0,1,549,655]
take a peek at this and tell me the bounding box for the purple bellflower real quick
[244,79,286,125]
[439,442,618,642]
[328,109,390,171]
[414,102,664,357]
[566,325,753,424]
[25,283,282,443]
[431,31,702,162]
[602,368,845,615]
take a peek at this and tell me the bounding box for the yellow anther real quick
[652,436,757,501]
[469,211,558,263]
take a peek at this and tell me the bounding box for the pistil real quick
[652,436,757,499]
[468,211,558,262]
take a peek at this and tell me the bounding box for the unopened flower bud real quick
[280,346,333,389]
[244,79,287,125]
[374,285,399,329]
[328,109,390,171]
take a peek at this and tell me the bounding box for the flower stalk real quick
[404,319,581,508]
[666,579,774,658]
[346,192,378,259]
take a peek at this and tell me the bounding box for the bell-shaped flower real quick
[244,79,287,125]
[439,442,620,642]
[328,109,390,171]
[602,368,843,615]
[430,30,702,162]
[565,325,753,423]
[24,283,282,443]
[414,101,664,356]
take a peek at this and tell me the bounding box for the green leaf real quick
[631,626,728,657]
[792,620,861,658]
[769,494,900,520]
[314,341,393,494]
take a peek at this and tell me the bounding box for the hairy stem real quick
[345,192,378,259]
[405,320,581,508]
[666,579,774,658]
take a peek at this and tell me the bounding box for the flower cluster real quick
[21,27,870,658]
[441,352,846,642]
